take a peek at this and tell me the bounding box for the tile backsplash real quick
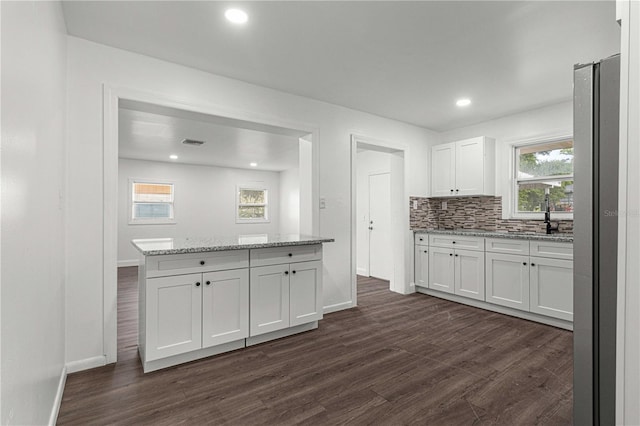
[409,196,573,234]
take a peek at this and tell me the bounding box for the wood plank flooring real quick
[57,271,572,425]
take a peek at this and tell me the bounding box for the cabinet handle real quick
[206,281,211,285]
[284,271,289,275]
[292,270,296,274]
[200,261,205,265]
[531,263,536,267]
[523,262,527,266]
[195,282,201,287]
[288,253,293,257]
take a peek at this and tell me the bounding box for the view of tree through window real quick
[237,188,268,221]
[516,140,574,213]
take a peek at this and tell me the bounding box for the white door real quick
[486,253,530,310]
[369,173,391,280]
[529,257,573,321]
[145,273,202,361]
[431,143,456,196]
[414,246,429,288]
[249,264,290,336]
[290,260,323,327]
[428,247,455,294]
[455,138,484,196]
[202,268,249,348]
[454,249,485,301]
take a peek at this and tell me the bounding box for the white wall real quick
[438,101,573,217]
[118,159,281,263]
[0,2,67,424]
[278,167,300,235]
[356,150,391,276]
[65,36,438,366]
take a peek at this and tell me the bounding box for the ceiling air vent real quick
[181,138,205,146]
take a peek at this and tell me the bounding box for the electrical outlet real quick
[442,201,447,210]
[413,200,418,209]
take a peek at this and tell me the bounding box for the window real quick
[130,180,175,224]
[236,186,269,223]
[514,139,574,216]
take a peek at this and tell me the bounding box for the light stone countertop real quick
[132,234,335,256]
[413,228,574,243]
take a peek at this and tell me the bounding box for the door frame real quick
[102,84,320,364]
[350,134,411,306]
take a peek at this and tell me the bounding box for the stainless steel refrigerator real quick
[573,54,620,425]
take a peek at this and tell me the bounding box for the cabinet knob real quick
[206,281,211,285]
[288,253,293,257]
[456,189,459,192]
[292,270,296,274]
[449,253,453,256]
[531,263,536,267]
[195,282,201,287]
[424,250,427,253]
[523,262,527,266]
[419,238,423,241]
[452,241,456,244]
[200,261,205,265]
[284,270,289,275]
[455,254,459,257]
[450,189,454,193]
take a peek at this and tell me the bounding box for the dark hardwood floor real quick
[58,270,573,425]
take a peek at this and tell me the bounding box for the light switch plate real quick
[442,201,447,210]
[319,197,326,209]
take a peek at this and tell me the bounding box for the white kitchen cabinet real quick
[145,273,203,361]
[454,249,485,301]
[202,269,249,348]
[428,247,455,294]
[430,136,495,197]
[250,260,322,336]
[529,257,573,321]
[414,245,429,288]
[485,252,530,311]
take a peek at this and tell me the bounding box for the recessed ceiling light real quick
[225,8,248,24]
[169,154,178,160]
[250,162,258,167]
[456,98,472,107]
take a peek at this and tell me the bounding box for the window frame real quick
[128,178,177,225]
[511,138,574,220]
[236,185,270,224]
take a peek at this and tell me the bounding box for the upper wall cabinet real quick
[431,136,496,197]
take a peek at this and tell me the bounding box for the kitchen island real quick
[132,234,334,372]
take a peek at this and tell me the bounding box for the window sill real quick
[128,219,177,225]
[236,219,270,224]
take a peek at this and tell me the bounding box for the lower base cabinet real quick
[145,268,249,362]
[428,246,484,300]
[529,257,573,321]
[485,253,530,311]
[250,260,322,336]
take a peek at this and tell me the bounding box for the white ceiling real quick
[119,100,304,171]
[63,1,620,131]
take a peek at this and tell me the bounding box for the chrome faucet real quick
[544,189,560,234]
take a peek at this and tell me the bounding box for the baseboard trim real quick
[323,300,354,314]
[48,365,67,426]
[356,267,368,276]
[416,287,573,331]
[66,355,107,374]
[118,259,139,267]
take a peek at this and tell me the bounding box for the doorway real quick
[351,134,410,304]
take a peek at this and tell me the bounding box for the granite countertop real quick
[132,234,335,256]
[413,228,573,243]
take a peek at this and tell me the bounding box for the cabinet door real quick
[414,246,429,288]
[250,264,290,336]
[290,260,323,327]
[454,249,485,301]
[145,273,202,361]
[431,143,456,197]
[428,247,455,294]
[455,138,485,195]
[529,257,573,321]
[485,253,530,310]
[202,269,249,348]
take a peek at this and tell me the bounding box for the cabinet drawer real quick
[146,250,249,278]
[250,244,322,267]
[485,238,530,255]
[530,241,573,260]
[415,234,429,246]
[429,234,484,251]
